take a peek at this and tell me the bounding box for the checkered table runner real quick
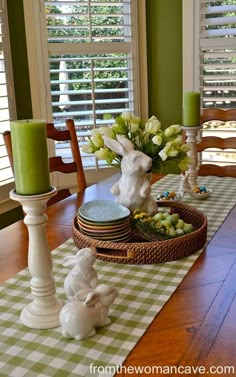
[0,176,235,377]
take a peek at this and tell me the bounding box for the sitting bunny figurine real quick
[59,284,118,340]
[103,134,157,214]
[178,173,192,194]
[62,248,98,299]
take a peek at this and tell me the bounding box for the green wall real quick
[146,0,183,126]
[7,0,32,119]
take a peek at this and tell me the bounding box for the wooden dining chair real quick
[197,109,236,177]
[3,118,87,205]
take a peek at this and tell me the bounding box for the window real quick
[23,0,148,187]
[199,0,236,109]
[183,0,236,166]
[0,0,16,202]
[183,0,236,110]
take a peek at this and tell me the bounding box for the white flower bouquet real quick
[82,111,191,174]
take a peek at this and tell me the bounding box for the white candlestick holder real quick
[10,187,62,329]
[182,125,202,189]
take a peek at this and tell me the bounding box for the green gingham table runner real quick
[0,175,236,377]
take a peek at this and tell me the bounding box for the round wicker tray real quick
[72,201,207,264]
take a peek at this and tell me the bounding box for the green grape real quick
[183,223,194,234]
[152,212,163,221]
[167,213,179,226]
[169,227,177,238]
[176,228,184,236]
[175,219,185,229]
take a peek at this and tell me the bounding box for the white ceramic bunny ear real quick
[103,136,126,156]
[62,255,77,267]
[85,291,100,306]
[103,135,134,156]
[75,288,92,301]
[116,134,134,153]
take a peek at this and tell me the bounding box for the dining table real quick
[1,172,236,376]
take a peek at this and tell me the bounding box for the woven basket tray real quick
[72,201,207,264]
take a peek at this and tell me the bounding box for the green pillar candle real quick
[183,92,200,127]
[10,119,51,195]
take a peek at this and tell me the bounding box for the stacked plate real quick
[77,200,131,242]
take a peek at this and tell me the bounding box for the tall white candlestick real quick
[182,125,202,189]
[10,187,62,329]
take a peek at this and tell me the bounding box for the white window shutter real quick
[45,0,143,169]
[199,0,236,109]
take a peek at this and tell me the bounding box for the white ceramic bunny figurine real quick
[103,134,157,214]
[62,248,98,300]
[59,284,118,340]
[178,173,192,195]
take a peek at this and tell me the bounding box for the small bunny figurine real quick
[59,284,118,340]
[62,248,98,299]
[103,134,157,214]
[178,173,192,195]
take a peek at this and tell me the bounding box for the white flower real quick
[94,149,108,160]
[145,117,161,134]
[167,147,179,157]
[122,111,134,121]
[91,129,101,138]
[164,124,182,138]
[100,126,115,138]
[148,115,158,122]
[164,127,174,138]
[152,134,162,145]
[159,147,168,161]
[170,124,182,134]
[95,149,116,165]
[165,141,173,148]
[81,112,190,173]
[180,143,190,153]
[130,122,139,132]
[172,135,183,145]
[91,129,103,148]
[81,144,93,153]
[178,156,192,171]
[132,116,141,124]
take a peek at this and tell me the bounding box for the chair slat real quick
[194,108,236,178]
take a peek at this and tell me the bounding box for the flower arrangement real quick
[82,111,191,174]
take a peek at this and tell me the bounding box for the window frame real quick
[183,0,236,108]
[23,0,148,188]
[0,0,17,206]
[182,0,200,93]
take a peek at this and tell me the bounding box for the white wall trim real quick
[137,0,148,120]
[23,0,52,122]
[182,0,195,93]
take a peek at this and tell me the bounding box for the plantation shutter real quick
[199,0,236,109]
[0,0,16,200]
[44,0,142,169]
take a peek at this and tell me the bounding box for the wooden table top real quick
[1,173,236,374]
